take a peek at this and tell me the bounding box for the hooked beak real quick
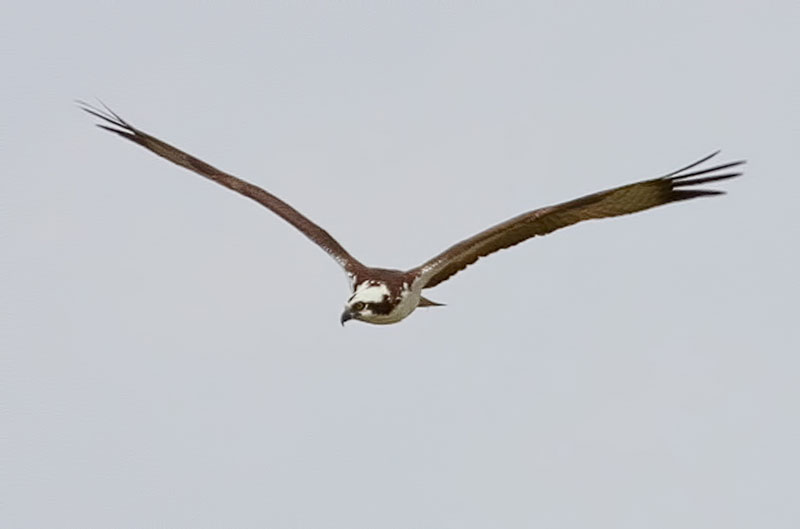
[340,309,353,326]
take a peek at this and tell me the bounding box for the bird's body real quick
[81,103,744,325]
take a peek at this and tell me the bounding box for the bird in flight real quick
[80,102,744,325]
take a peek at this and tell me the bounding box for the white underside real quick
[368,284,422,324]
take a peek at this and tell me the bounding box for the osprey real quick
[81,103,744,326]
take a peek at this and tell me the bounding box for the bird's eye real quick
[352,301,365,312]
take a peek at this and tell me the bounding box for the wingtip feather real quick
[663,151,722,178]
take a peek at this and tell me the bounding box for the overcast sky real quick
[3,1,799,528]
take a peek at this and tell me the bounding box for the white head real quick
[341,281,397,325]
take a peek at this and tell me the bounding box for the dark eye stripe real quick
[367,297,394,315]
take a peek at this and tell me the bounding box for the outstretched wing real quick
[413,152,744,289]
[80,102,366,281]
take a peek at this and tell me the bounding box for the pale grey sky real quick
[3,1,799,528]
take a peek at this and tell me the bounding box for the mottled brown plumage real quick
[80,102,743,325]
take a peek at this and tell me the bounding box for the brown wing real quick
[413,152,744,289]
[80,102,365,279]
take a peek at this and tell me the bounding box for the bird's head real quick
[340,281,399,325]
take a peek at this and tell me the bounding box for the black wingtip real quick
[95,123,139,142]
[78,99,129,127]
[665,152,745,181]
[673,189,726,199]
[671,160,746,181]
[673,171,743,188]
[663,151,722,178]
[78,98,143,145]
[663,152,744,203]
